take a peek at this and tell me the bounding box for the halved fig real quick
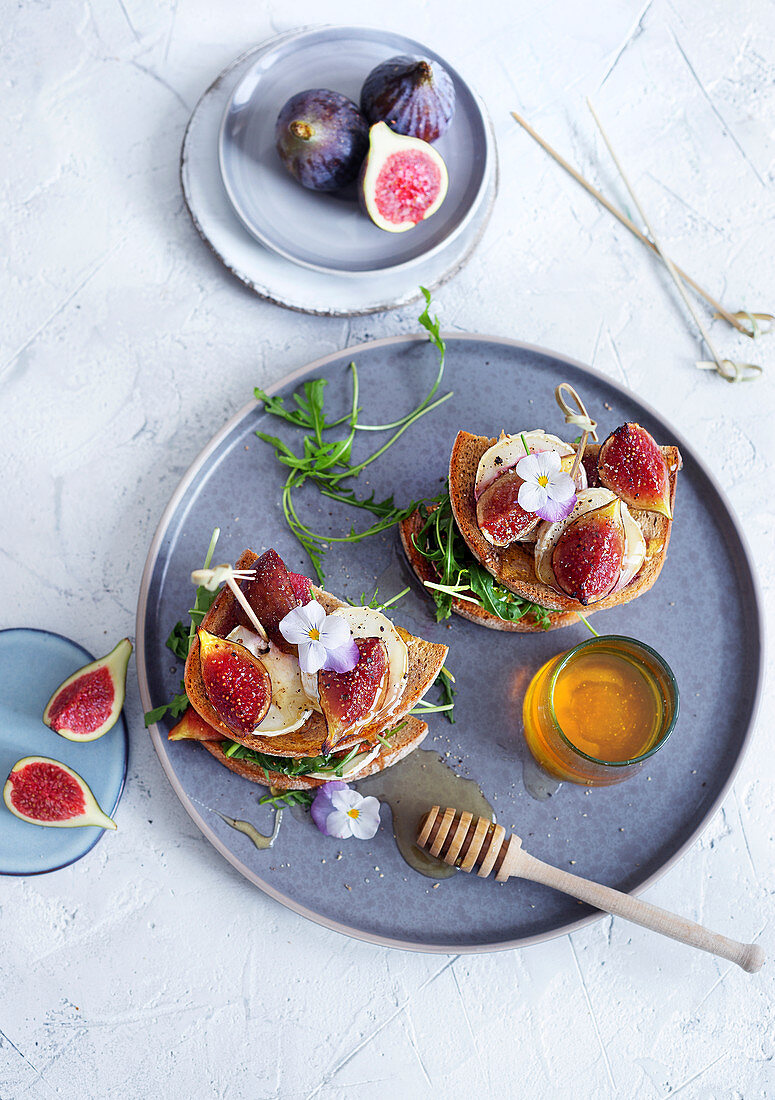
[43,638,131,742]
[319,637,389,750]
[598,423,672,518]
[552,499,626,605]
[237,549,299,653]
[360,122,448,232]
[198,629,271,735]
[168,707,221,742]
[475,431,577,500]
[4,757,116,829]
[476,469,540,546]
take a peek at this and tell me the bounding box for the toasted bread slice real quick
[399,508,583,632]
[184,550,447,757]
[199,715,429,789]
[448,432,681,614]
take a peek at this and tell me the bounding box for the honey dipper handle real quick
[513,851,765,973]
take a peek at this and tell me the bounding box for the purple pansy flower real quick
[311,781,381,840]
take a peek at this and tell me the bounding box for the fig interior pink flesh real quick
[375,151,441,223]
[9,762,87,821]
[48,667,114,733]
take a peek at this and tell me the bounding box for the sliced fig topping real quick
[3,757,116,830]
[552,499,625,605]
[476,469,540,546]
[168,706,222,742]
[43,638,132,742]
[318,637,389,749]
[581,450,601,489]
[598,423,672,518]
[198,629,271,735]
[288,571,312,605]
[238,549,299,653]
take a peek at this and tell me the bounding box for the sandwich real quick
[169,548,448,790]
[401,421,681,631]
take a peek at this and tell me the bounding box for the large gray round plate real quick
[137,336,762,952]
[218,26,492,275]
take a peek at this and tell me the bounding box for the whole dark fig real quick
[361,55,455,143]
[275,89,369,191]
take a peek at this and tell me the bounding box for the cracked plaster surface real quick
[1,1,773,1097]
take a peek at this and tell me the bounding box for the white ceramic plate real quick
[218,26,493,275]
[180,33,497,315]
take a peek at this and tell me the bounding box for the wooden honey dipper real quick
[417,807,765,973]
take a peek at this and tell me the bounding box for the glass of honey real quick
[522,636,678,786]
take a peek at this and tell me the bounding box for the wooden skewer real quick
[417,806,765,973]
[509,109,757,339]
[585,100,761,383]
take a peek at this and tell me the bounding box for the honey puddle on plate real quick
[358,748,495,879]
[215,808,283,849]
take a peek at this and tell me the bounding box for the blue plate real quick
[218,26,493,276]
[0,629,128,875]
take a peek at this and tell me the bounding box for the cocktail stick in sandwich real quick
[169,548,448,791]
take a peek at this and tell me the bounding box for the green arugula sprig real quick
[258,789,315,810]
[412,489,554,630]
[254,288,450,581]
[346,586,409,611]
[143,528,221,727]
[220,731,393,780]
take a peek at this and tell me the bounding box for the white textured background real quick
[1,1,773,1097]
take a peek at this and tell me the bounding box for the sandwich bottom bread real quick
[170,548,447,789]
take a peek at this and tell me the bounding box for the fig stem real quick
[555,383,597,483]
[586,98,763,383]
[224,576,269,643]
[290,120,313,141]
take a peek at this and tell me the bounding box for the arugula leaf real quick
[412,488,553,629]
[165,622,190,661]
[144,681,189,727]
[253,295,451,580]
[144,529,221,726]
[411,664,457,723]
[258,789,315,810]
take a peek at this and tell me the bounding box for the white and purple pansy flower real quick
[516,451,577,523]
[279,600,359,676]
[311,781,381,840]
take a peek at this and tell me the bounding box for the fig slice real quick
[168,706,221,742]
[43,637,132,742]
[598,422,672,518]
[288,571,312,605]
[198,629,271,735]
[552,499,626,605]
[360,122,448,232]
[318,637,389,751]
[238,549,299,654]
[3,757,116,830]
[476,469,540,546]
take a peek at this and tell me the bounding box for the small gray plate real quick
[137,336,763,952]
[218,26,493,275]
